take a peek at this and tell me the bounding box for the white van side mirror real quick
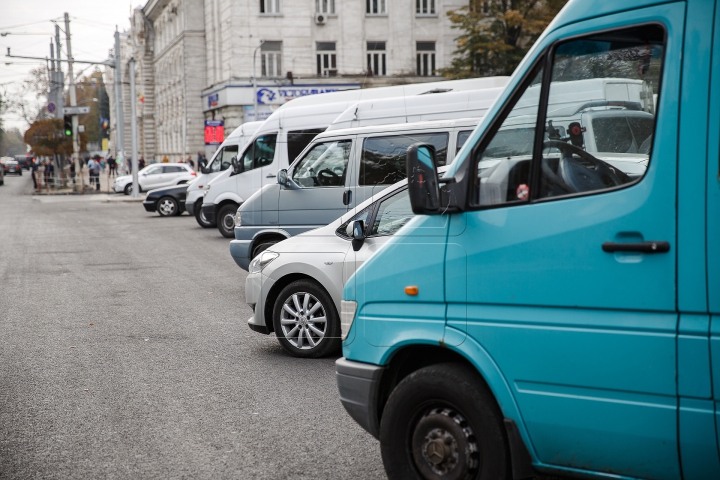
[278,169,288,186]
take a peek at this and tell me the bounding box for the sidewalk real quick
[31,168,139,198]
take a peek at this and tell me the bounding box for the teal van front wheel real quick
[379,363,508,480]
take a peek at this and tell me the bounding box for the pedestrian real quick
[162,155,169,163]
[43,160,54,192]
[107,155,115,177]
[188,157,195,170]
[91,157,101,190]
[138,157,146,170]
[87,157,97,190]
[69,159,76,186]
[127,158,132,174]
[31,159,39,191]
[200,154,208,169]
[196,151,203,166]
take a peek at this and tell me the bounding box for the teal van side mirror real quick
[406,143,440,214]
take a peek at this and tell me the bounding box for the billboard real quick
[204,120,224,145]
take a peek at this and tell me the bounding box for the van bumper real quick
[336,357,384,439]
[229,239,252,270]
[185,199,196,216]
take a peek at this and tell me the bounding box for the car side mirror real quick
[231,156,242,174]
[351,220,365,251]
[406,143,440,214]
[201,166,211,174]
[277,169,288,186]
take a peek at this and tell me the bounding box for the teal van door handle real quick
[602,241,670,253]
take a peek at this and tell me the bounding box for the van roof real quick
[226,121,263,140]
[327,87,504,131]
[315,117,480,139]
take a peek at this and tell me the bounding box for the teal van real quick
[336,0,720,479]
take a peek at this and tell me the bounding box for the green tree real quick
[441,0,568,78]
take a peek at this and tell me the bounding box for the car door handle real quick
[602,241,670,253]
[266,174,276,178]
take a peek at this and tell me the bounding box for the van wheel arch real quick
[378,346,537,480]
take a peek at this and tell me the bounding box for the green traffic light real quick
[65,130,72,136]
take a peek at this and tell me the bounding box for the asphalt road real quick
[0,174,385,479]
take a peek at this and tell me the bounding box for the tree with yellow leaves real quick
[441,0,568,78]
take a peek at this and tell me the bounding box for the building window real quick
[317,42,337,76]
[261,41,282,77]
[260,0,280,14]
[416,0,435,15]
[367,41,386,76]
[416,41,436,76]
[366,0,386,15]
[316,0,335,14]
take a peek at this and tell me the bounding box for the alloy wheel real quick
[279,292,327,349]
[158,198,176,215]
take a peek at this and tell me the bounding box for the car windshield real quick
[593,116,653,154]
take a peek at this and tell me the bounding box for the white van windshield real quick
[292,140,352,188]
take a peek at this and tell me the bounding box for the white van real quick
[202,77,509,237]
[186,121,261,227]
[229,118,479,270]
[327,87,504,131]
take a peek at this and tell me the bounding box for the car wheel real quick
[217,204,238,238]
[157,196,179,216]
[252,240,278,259]
[194,200,216,228]
[272,279,341,358]
[380,363,509,480]
[124,183,132,195]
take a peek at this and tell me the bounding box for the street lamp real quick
[252,40,264,123]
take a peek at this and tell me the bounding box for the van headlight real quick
[203,185,211,197]
[340,300,357,340]
[248,251,279,274]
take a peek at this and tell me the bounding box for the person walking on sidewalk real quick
[31,159,39,191]
[91,157,101,190]
[138,157,146,170]
[87,157,96,190]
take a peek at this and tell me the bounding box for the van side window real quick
[456,130,473,154]
[538,25,664,199]
[240,134,277,173]
[288,128,326,163]
[471,63,543,206]
[212,145,238,172]
[370,188,413,236]
[361,133,448,186]
[292,140,352,188]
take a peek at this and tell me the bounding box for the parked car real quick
[229,118,478,268]
[200,77,508,235]
[186,121,262,228]
[1,158,22,176]
[336,2,720,479]
[245,176,418,358]
[0,161,4,185]
[142,184,188,216]
[113,163,195,195]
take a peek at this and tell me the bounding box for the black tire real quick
[380,363,509,480]
[272,279,341,358]
[124,183,132,195]
[217,204,238,238]
[194,200,216,228]
[252,240,279,259]
[157,196,179,216]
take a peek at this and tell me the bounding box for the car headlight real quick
[340,300,357,340]
[234,212,242,227]
[248,251,279,274]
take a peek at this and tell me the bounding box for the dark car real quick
[143,184,187,217]
[14,155,33,170]
[2,159,22,176]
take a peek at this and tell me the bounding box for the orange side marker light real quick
[405,286,419,296]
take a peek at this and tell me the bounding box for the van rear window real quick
[360,133,448,186]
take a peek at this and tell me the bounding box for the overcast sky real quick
[1,1,143,131]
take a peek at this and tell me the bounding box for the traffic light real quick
[63,115,72,137]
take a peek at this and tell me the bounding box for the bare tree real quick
[5,67,50,127]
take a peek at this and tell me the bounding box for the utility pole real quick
[54,24,64,117]
[64,12,82,193]
[252,40,264,122]
[129,58,139,198]
[114,29,125,175]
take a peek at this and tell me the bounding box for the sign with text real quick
[62,106,90,115]
[204,120,224,145]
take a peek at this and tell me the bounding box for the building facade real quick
[108,0,466,163]
[202,0,467,132]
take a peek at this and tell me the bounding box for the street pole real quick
[64,12,82,193]
[54,24,63,118]
[114,29,125,174]
[252,40,264,122]
[129,58,139,198]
